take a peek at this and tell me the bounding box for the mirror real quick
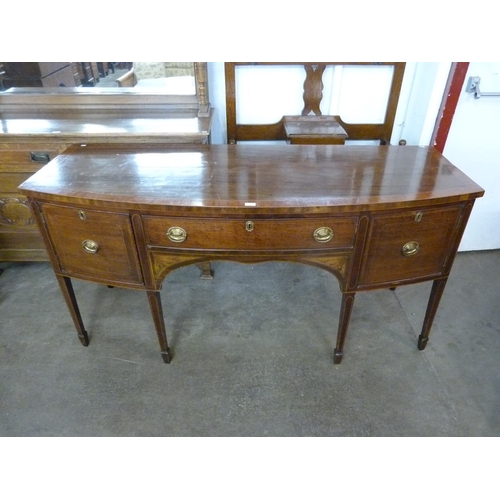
[115,62,195,94]
[0,62,210,117]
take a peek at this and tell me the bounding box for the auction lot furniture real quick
[18,144,484,364]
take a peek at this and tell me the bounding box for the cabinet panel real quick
[40,65,77,88]
[1,172,41,193]
[41,204,143,285]
[0,231,47,260]
[359,206,463,286]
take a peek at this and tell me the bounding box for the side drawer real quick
[40,204,143,285]
[358,206,463,286]
[0,142,67,168]
[142,216,358,251]
[0,150,58,167]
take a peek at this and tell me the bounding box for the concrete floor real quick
[0,250,499,436]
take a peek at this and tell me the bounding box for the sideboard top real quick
[18,144,484,214]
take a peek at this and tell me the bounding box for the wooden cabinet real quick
[1,62,113,88]
[0,141,69,260]
[71,63,85,85]
[1,62,78,88]
[0,88,213,262]
[76,62,100,86]
[18,145,484,365]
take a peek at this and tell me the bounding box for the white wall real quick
[208,62,449,146]
[207,62,227,145]
[394,62,452,145]
[442,62,500,251]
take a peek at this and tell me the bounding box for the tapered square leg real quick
[147,291,172,363]
[418,278,448,351]
[56,275,89,346]
[334,292,356,364]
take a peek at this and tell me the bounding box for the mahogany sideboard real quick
[18,144,484,364]
[0,84,212,261]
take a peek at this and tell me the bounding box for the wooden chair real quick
[225,62,406,145]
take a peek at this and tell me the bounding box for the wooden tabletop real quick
[18,145,484,214]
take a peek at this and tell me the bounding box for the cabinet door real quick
[358,206,463,287]
[41,204,143,286]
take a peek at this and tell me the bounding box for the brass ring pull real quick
[313,227,334,243]
[30,152,50,163]
[82,239,99,254]
[167,226,187,243]
[402,241,419,256]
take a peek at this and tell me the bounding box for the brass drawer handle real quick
[402,241,419,256]
[167,226,187,243]
[313,227,334,243]
[30,152,51,163]
[82,239,99,254]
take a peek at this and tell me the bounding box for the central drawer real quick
[142,216,358,251]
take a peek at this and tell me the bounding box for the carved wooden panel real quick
[0,197,35,226]
[302,64,326,116]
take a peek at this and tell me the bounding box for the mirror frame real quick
[0,62,210,117]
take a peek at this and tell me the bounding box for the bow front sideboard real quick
[18,144,484,364]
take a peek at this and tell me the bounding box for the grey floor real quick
[0,250,499,436]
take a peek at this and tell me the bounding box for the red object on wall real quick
[433,62,470,153]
